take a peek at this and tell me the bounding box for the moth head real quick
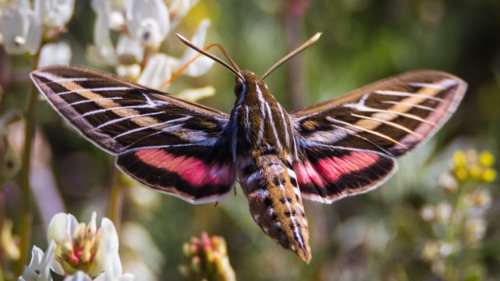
[234,70,265,97]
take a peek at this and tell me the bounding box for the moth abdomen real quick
[239,155,311,263]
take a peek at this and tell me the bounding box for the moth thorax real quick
[239,155,311,263]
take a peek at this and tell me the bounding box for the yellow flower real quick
[479,151,495,167]
[451,149,497,183]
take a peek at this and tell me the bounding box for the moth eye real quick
[234,80,244,96]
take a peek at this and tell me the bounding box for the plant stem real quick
[16,56,40,276]
[108,168,124,232]
[284,0,309,110]
[445,181,468,281]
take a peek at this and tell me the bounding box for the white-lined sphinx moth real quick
[30,35,466,263]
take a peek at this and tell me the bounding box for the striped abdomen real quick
[239,155,311,263]
[232,71,311,262]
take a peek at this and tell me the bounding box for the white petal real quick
[169,0,193,28]
[63,271,93,281]
[91,217,121,279]
[47,212,78,244]
[178,19,213,77]
[116,64,141,80]
[35,0,75,27]
[100,218,119,251]
[177,86,215,102]
[137,53,172,90]
[136,17,162,48]
[126,0,170,46]
[169,0,191,18]
[86,12,117,66]
[28,246,44,268]
[88,212,97,235]
[118,273,135,281]
[103,251,123,281]
[37,41,72,67]
[1,4,41,55]
[19,244,54,281]
[24,10,42,54]
[116,34,143,63]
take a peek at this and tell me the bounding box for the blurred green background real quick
[2,0,500,280]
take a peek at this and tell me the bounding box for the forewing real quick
[291,70,466,203]
[31,65,236,203]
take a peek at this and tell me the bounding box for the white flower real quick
[116,64,142,81]
[464,217,486,245]
[91,0,126,31]
[87,0,118,66]
[435,202,452,223]
[63,271,92,281]
[35,0,75,28]
[47,212,132,280]
[169,0,199,28]
[0,0,41,55]
[18,241,55,281]
[126,0,170,49]
[420,205,435,221]
[116,34,143,64]
[137,53,172,90]
[62,270,135,281]
[38,41,72,67]
[177,86,215,102]
[173,19,214,77]
[176,86,215,101]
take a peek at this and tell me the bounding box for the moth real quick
[31,33,466,263]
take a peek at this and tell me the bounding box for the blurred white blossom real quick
[38,41,72,67]
[177,86,215,102]
[169,0,199,27]
[435,202,452,223]
[88,0,214,94]
[420,205,435,221]
[116,34,143,64]
[464,218,486,245]
[0,0,74,55]
[18,241,55,281]
[116,64,142,81]
[35,0,74,29]
[0,0,41,55]
[173,19,214,77]
[88,0,118,66]
[137,53,172,90]
[47,212,134,280]
[126,0,170,49]
[121,222,164,277]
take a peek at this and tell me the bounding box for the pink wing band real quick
[135,149,235,187]
[295,151,380,186]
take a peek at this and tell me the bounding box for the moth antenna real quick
[262,32,322,80]
[176,33,244,81]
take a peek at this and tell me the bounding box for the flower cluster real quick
[87,0,214,99]
[179,232,236,281]
[0,0,74,65]
[452,150,496,183]
[419,149,497,280]
[19,212,133,281]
